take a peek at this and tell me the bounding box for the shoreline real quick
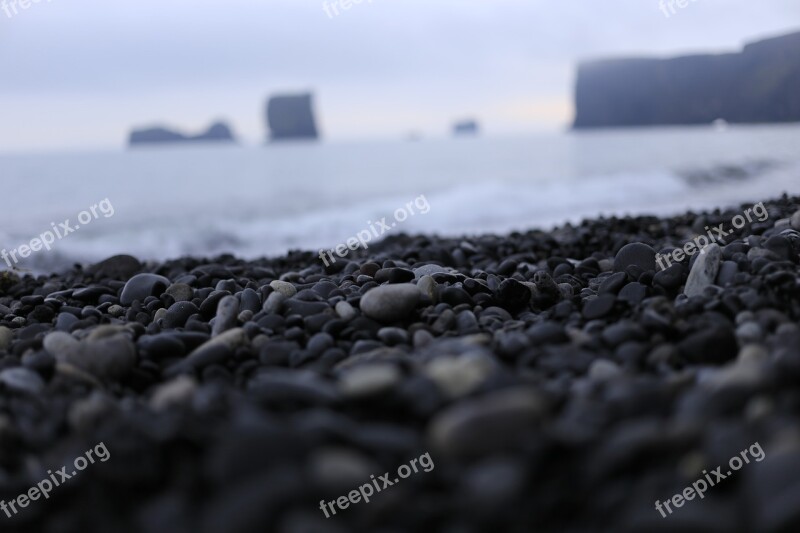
[0,194,799,531]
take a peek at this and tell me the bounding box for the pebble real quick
[791,210,800,231]
[211,295,239,336]
[613,243,656,273]
[424,354,493,398]
[165,283,194,302]
[149,375,197,410]
[269,280,297,298]
[0,367,45,395]
[684,243,721,297]
[0,326,12,351]
[429,388,545,457]
[359,284,420,323]
[334,301,357,321]
[120,273,171,305]
[338,364,402,398]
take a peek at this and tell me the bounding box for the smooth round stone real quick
[613,243,656,273]
[588,359,622,381]
[791,210,800,231]
[359,284,420,323]
[377,327,409,346]
[338,364,402,398]
[307,332,334,357]
[86,254,142,280]
[55,312,79,332]
[149,375,197,410]
[239,288,262,313]
[582,294,616,320]
[335,301,357,321]
[716,260,739,287]
[269,280,297,298]
[496,278,531,312]
[153,308,168,323]
[165,283,194,302]
[416,275,437,301]
[738,343,769,364]
[120,273,171,305]
[163,301,200,329]
[598,258,614,272]
[0,367,45,395]
[599,272,627,294]
[413,329,434,348]
[736,322,764,344]
[618,282,646,305]
[653,263,683,291]
[67,334,137,380]
[43,331,80,358]
[107,304,126,318]
[67,391,115,432]
[211,295,239,336]
[171,328,249,374]
[428,388,545,457]
[413,264,449,278]
[684,243,721,297]
[0,326,12,351]
[309,448,377,489]
[424,354,493,398]
[441,287,473,307]
[262,292,286,314]
[374,267,415,284]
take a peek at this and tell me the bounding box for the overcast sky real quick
[1,0,798,152]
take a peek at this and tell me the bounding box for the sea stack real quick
[265,93,319,141]
[453,119,479,136]
[128,121,236,146]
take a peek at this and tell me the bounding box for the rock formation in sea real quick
[453,119,480,136]
[128,121,236,146]
[265,93,320,141]
[573,30,800,129]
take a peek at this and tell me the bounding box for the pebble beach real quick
[1,195,800,532]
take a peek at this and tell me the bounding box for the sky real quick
[1,0,799,152]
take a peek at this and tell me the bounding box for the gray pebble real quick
[270,280,297,298]
[0,326,12,351]
[684,243,721,297]
[0,367,45,395]
[360,284,420,323]
[165,283,194,302]
[212,295,239,336]
[335,301,357,321]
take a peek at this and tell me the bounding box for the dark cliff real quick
[129,121,236,146]
[573,31,800,129]
[265,94,319,141]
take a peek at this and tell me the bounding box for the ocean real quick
[2,123,799,273]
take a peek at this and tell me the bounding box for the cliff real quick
[573,30,800,129]
[129,121,236,146]
[265,94,319,141]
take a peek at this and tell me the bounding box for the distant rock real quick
[265,93,319,141]
[573,30,800,129]
[453,119,480,136]
[129,121,236,146]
